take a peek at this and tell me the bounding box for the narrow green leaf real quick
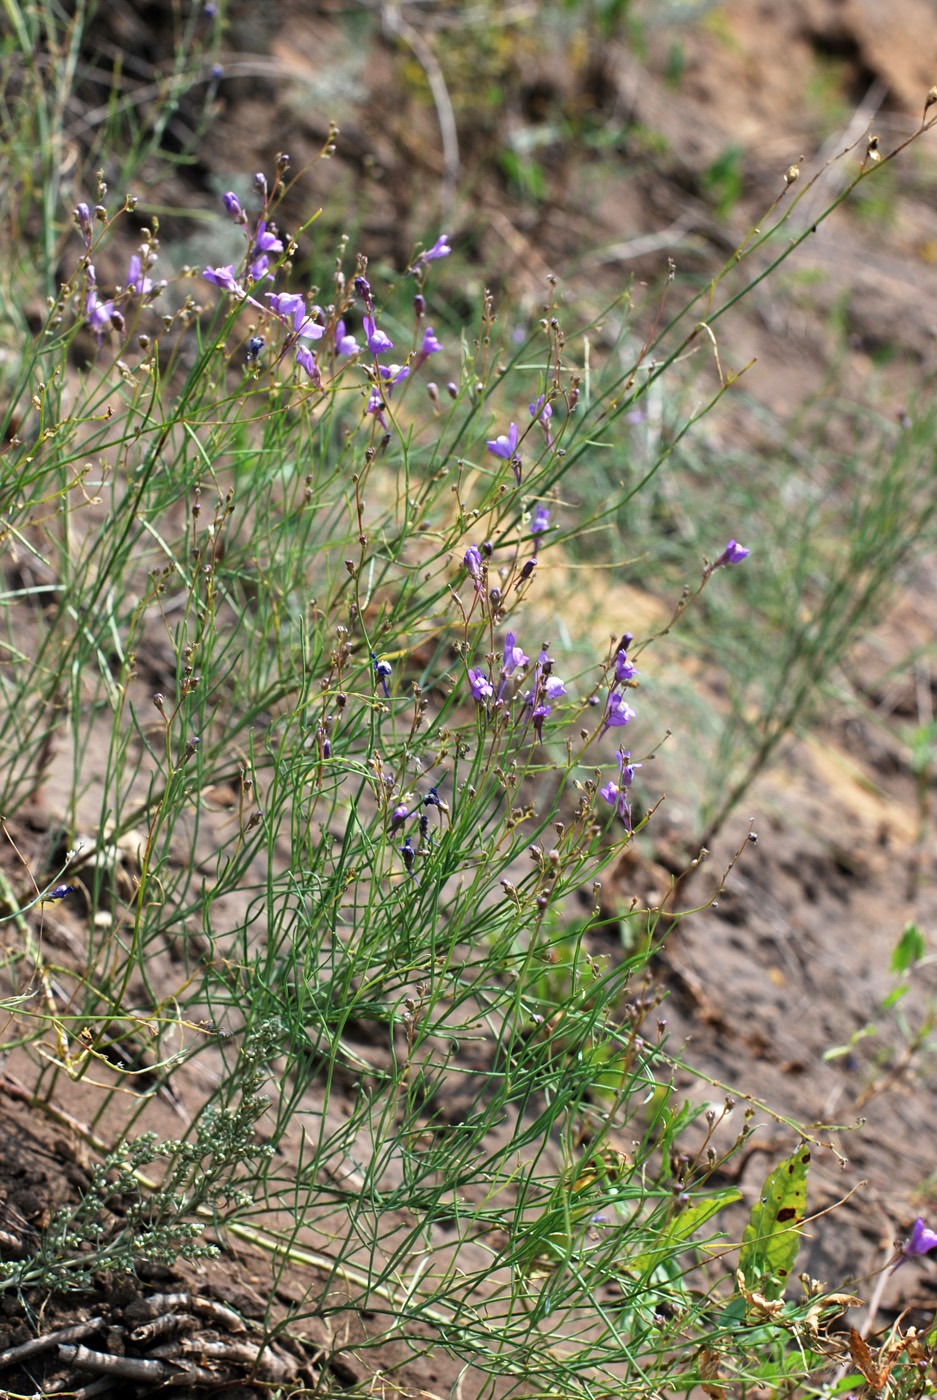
[628,1187,741,1275]
[881,984,909,1011]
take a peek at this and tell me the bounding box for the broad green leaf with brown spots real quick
[739,1145,810,1301]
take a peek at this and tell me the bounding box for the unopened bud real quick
[74,203,92,241]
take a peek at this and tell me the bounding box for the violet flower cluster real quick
[202,183,447,399]
[466,632,566,746]
[484,387,561,487]
[220,190,286,281]
[524,646,567,742]
[76,202,165,342]
[600,748,641,829]
[389,785,447,884]
[467,630,526,708]
[602,637,637,735]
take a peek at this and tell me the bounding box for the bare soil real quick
[3,2,937,1394]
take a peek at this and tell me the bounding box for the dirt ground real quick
[3,1,937,1394]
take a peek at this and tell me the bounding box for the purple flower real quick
[372,653,393,697]
[126,253,154,296]
[712,539,750,569]
[269,294,326,346]
[295,345,321,384]
[502,632,529,676]
[468,667,493,702]
[86,297,114,336]
[266,291,304,326]
[614,649,636,684]
[363,315,393,354]
[530,504,550,536]
[599,778,630,827]
[487,423,519,460]
[891,1218,937,1272]
[600,749,641,828]
[335,319,359,356]
[366,388,388,430]
[464,545,483,580]
[523,649,566,728]
[266,291,316,336]
[531,703,551,742]
[604,692,636,729]
[253,220,283,255]
[390,803,413,832]
[379,363,410,384]
[418,234,451,264]
[413,326,444,372]
[74,203,93,247]
[421,326,443,355]
[529,395,554,446]
[249,253,271,281]
[203,264,245,296]
[222,191,244,222]
[45,884,76,901]
[619,750,640,788]
[85,268,114,338]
